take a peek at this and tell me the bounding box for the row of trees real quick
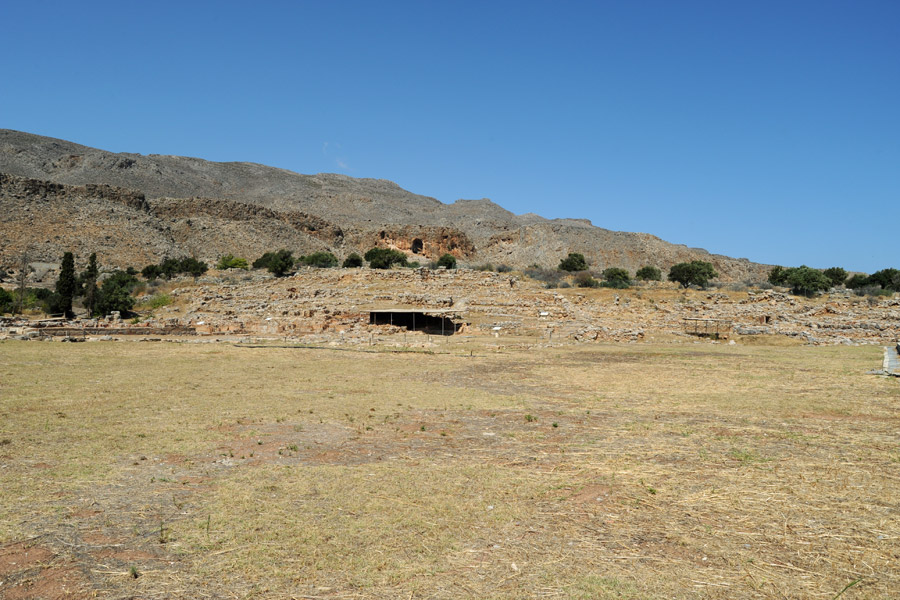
[769,265,900,297]
[24,252,140,318]
[247,248,459,277]
[557,253,717,289]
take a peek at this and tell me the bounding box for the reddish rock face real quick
[366,226,475,259]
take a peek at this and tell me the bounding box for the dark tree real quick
[784,265,831,297]
[142,264,162,280]
[299,251,339,268]
[55,252,77,318]
[81,253,100,317]
[178,257,208,277]
[668,261,718,289]
[601,267,631,289]
[635,265,661,281]
[252,252,275,269]
[768,266,789,285]
[436,253,457,269]
[845,273,870,289]
[364,248,408,269]
[268,250,295,276]
[96,270,139,316]
[558,253,588,272]
[0,287,13,314]
[869,268,900,291]
[822,267,848,288]
[159,258,181,279]
[342,253,363,268]
[252,250,294,276]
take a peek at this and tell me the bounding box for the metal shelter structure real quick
[368,309,459,336]
[682,318,732,339]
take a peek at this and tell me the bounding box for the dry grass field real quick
[1,337,898,599]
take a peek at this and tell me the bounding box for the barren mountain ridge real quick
[0,129,769,280]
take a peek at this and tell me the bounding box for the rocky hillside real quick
[0,129,770,280]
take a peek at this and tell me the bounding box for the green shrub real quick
[0,287,13,314]
[474,263,494,272]
[524,267,565,287]
[558,252,588,272]
[601,267,631,289]
[857,285,892,297]
[217,254,249,270]
[574,272,600,288]
[635,265,661,281]
[436,254,457,269]
[140,293,173,310]
[496,264,512,273]
[142,257,206,280]
[342,253,363,268]
[668,261,718,289]
[364,248,408,269]
[254,250,294,276]
[298,251,338,268]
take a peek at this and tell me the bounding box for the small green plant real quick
[436,253,457,269]
[141,293,173,310]
[552,422,559,428]
[216,254,249,270]
[524,414,537,422]
[129,565,140,578]
[574,272,600,288]
[728,448,770,464]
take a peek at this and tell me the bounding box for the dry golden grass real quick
[1,338,898,598]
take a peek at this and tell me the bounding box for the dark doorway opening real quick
[369,310,458,335]
[411,238,424,254]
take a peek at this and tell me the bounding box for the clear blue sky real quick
[2,1,897,273]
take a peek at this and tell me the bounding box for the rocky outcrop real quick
[359,226,475,259]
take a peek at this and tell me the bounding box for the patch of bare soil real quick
[0,542,88,600]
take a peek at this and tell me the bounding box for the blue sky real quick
[2,1,897,273]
